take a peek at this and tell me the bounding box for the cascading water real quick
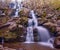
[25,10,39,43]
[37,26,50,42]
[25,10,54,48]
[9,0,23,17]
[25,27,34,43]
[25,18,34,43]
[30,10,38,27]
[14,1,20,17]
[28,10,51,42]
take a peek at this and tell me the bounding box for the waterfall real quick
[25,10,54,48]
[30,10,38,27]
[37,26,51,42]
[25,18,34,43]
[29,10,51,42]
[9,0,23,17]
[25,10,38,43]
[13,1,20,17]
[25,10,51,43]
[25,27,34,43]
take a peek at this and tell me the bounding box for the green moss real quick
[20,17,28,26]
[51,0,60,9]
[56,7,60,10]
[4,31,17,39]
[42,11,46,17]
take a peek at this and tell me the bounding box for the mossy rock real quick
[20,17,28,26]
[19,8,30,17]
[42,11,47,17]
[4,31,17,40]
[51,0,60,9]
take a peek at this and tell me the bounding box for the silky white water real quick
[25,10,54,48]
[25,18,34,43]
[10,0,23,17]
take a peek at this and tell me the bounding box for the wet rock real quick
[54,36,60,48]
[33,28,38,36]
[33,28,40,42]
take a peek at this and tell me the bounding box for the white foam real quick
[38,42,54,48]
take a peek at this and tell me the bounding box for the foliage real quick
[50,0,60,9]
